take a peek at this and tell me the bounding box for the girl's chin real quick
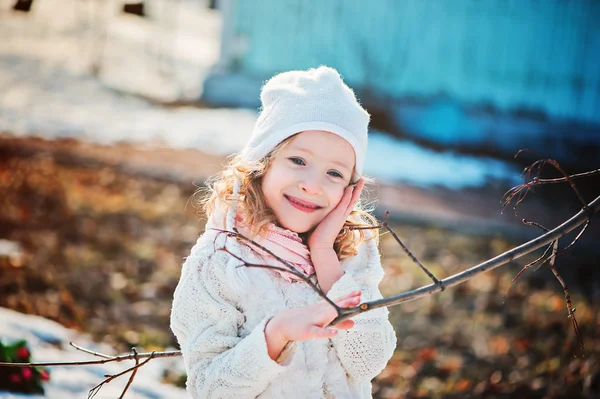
[278,219,318,235]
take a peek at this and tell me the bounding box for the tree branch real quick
[331,193,600,324]
[0,348,181,368]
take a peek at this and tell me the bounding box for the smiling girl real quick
[170,66,396,398]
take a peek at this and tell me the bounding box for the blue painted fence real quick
[219,0,600,126]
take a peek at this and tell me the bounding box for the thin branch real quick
[558,219,590,254]
[220,248,357,320]
[119,348,140,399]
[348,224,384,230]
[88,351,155,399]
[331,194,600,324]
[211,228,300,273]
[504,242,554,298]
[348,213,442,288]
[547,241,584,353]
[0,349,180,368]
[70,342,115,359]
[381,211,443,289]
[521,212,586,353]
[502,154,598,215]
[526,168,600,184]
[550,160,588,209]
[212,228,338,309]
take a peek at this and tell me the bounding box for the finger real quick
[339,186,354,212]
[328,186,354,220]
[308,325,339,339]
[335,295,361,309]
[346,179,364,215]
[330,319,355,330]
[332,290,361,302]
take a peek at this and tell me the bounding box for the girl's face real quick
[261,130,355,233]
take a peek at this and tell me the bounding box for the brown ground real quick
[0,134,598,398]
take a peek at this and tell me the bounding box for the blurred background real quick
[0,0,599,397]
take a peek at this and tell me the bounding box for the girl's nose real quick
[299,176,321,195]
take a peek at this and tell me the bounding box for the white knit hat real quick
[241,66,370,180]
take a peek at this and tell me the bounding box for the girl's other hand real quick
[307,178,364,251]
[266,290,361,344]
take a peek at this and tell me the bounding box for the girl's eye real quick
[288,157,305,166]
[328,170,343,179]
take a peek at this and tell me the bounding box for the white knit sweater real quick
[170,209,397,398]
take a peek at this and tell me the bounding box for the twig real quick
[350,212,443,288]
[518,169,600,185]
[381,211,444,289]
[502,153,598,215]
[551,160,589,210]
[0,349,180,368]
[220,248,355,319]
[547,241,584,353]
[331,194,600,324]
[88,351,155,399]
[70,342,115,359]
[119,348,140,399]
[213,229,337,309]
[348,224,384,230]
[504,242,554,298]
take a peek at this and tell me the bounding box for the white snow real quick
[365,134,520,188]
[0,307,188,399]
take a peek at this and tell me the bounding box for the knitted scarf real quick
[235,214,315,283]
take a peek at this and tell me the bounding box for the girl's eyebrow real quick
[292,147,352,170]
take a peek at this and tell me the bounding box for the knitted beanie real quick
[241,66,370,180]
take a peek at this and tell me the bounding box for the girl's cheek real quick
[331,187,346,206]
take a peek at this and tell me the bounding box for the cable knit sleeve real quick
[326,238,397,382]
[170,243,288,399]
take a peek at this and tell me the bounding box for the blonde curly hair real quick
[197,136,379,261]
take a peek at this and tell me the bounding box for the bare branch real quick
[220,247,357,322]
[547,241,584,353]
[88,351,155,399]
[213,229,338,309]
[380,211,443,289]
[0,349,180,368]
[504,242,554,298]
[119,348,141,399]
[332,194,600,324]
[348,213,442,288]
[502,154,598,215]
[70,342,115,359]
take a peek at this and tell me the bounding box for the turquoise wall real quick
[228,0,600,126]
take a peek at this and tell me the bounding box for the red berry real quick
[21,367,33,380]
[10,373,21,383]
[39,369,50,382]
[16,346,30,360]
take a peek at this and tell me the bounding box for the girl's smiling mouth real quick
[284,195,322,213]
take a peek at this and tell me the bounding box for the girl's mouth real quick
[284,195,322,213]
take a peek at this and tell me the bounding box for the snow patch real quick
[0,308,187,399]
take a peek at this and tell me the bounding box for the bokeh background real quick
[1,0,599,398]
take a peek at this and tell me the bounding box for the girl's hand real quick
[266,290,361,343]
[307,178,364,251]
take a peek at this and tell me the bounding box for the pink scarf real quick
[235,214,315,283]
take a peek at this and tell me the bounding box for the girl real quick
[170,66,396,398]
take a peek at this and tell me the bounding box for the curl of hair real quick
[195,139,379,261]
